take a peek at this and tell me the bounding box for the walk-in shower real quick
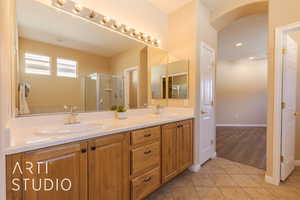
[85,73,124,112]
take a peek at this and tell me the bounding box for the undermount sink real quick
[35,122,105,135]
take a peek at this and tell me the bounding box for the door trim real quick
[272,21,300,186]
[123,66,140,108]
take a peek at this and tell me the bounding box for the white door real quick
[281,35,298,181]
[199,42,216,165]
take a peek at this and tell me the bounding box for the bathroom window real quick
[57,58,77,78]
[24,53,51,75]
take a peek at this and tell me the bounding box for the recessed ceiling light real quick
[235,42,243,47]
[249,57,255,60]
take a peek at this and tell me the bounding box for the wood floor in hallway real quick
[216,126,266,169]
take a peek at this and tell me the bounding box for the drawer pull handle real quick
[144,150,152,155]
[81,149,87,153]
[144,177,152,182]
[91,146,96,151]
[144,134,152,137]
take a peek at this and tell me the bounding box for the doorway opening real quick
[124,67,139,109]
[215,14,268,170]
[273,23,300,184]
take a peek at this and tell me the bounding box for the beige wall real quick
[167,0,217,165]
[109,46,144,75]
[267,0,300,177]
[0,0,16,198]
[109,45,148,107]
[168,0,197,108]
[19,38,110,114]
[216,59,267,125]
[211,0,268,31]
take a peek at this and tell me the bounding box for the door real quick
[22,142,88,200]
[199,42,216,165]
[281,35,298,181]
[89,133,129,200]
[161,122,178,183]
[177,120,193,172]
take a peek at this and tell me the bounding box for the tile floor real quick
[147,158,300,200]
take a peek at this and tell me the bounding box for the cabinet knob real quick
[81,148,87,153]
[144,150,152,155]
[91,146,96,151]
[144,177,152,182]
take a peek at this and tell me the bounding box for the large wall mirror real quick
[15,0,152,116]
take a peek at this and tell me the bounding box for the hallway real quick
[216,127,266,169]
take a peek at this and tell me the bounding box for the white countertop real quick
[4,108,194,155]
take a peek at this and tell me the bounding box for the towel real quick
[19,83,30,114]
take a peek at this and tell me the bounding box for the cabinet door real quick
[89,133,129,200]
[178,120,193,172]
[22,142,88,200]
[161,122,178,183]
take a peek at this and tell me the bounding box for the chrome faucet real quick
[64,105,80,125]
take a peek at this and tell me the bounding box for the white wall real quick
[216,58,267,125]
[36,0,169,49]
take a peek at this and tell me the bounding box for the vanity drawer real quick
[131,142,160,175]
[131,126,161,145]
[131,167,161,200]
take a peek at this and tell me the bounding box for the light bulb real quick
[122,26,130,33]
[56,0,65,6]
[73,4,83,13]
[89,11,96,19]
[100,16,111,24]
[112,22,121,29]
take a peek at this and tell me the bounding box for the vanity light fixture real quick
[154,40,161,46]
[51,0,161,47]
[100,16,111,24]
[122,26,130,33]
[73,4,83,13]
[112,22,121,29]
[88,11,97,19]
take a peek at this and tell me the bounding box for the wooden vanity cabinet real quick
[161,120,193,183]
[6,142,88,200]
[88,133,130,200]
[6,119,194,200]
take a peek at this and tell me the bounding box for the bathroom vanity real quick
[6,0,195,199]
[6,117,194,200]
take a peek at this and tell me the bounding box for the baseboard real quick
[295,160,300,166]
[265,175,280,185]
[216,124,267,127]
[212,152,217,158]
[189,164,201,172]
